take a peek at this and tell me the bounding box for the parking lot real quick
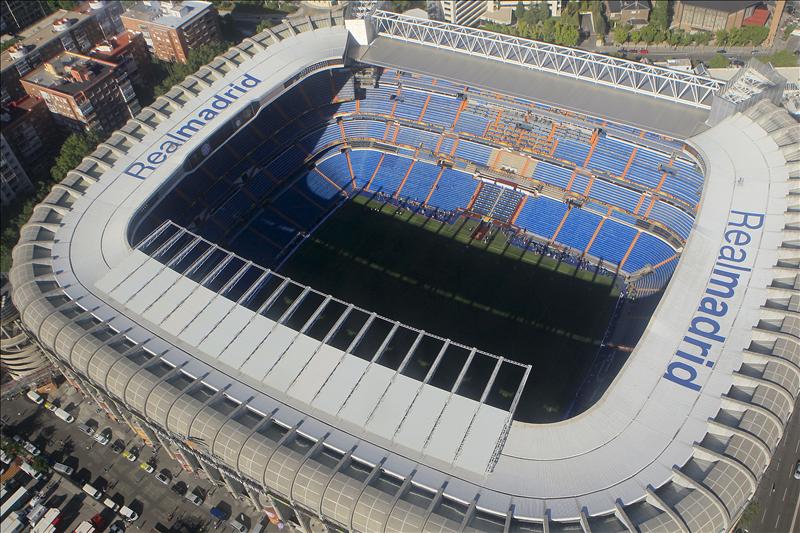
[1,383,265,532]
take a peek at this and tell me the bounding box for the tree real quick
[707,53,730,68]
[0,37,21,53]
[694,31,712,46]
[515,1,525,23]
[554,21,580,46]
[613,25,630,44]
[715,29,728,46]
[667,29,683,47]
[51,132,101,182]
[256,18,276,33]
[591,0,607,35]
[784,24,797,40]
[649,0,670,30]
[759,48,799,67]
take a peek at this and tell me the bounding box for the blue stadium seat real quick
[588,219,637,265]
[369,154,412,194]
[557,208,602,251]
[515,196,568,240]
[426,168,477,211]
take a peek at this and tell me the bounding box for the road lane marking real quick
[796,439,799,453]
[786,488,790,502]
[776,513,782,530]
[791,490,800,533]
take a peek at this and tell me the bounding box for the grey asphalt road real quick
[748,401,800,533]
[2,390,261,533]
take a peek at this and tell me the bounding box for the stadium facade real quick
[9,8,800,533]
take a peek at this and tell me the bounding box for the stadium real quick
[8,5,799,532]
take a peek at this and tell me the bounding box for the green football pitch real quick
[279,193,620,422]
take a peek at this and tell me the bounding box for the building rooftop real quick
[88,30,141,62]
[680,0,760,13]
[22,51,113,95]
[0,9,94,70]
[605,0,651,14]
[0,95,46,125]
[121,0,213,29]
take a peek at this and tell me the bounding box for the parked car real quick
[111,440,125,453]
[794,460,800,480]
[185,492,203,506]
[25,391,44,405]
[19,461,44,480]
[108,521,126,533]
[53,407,74,423]
[91,513,106,529]
[82,484,103,500]
[53,462,74,475]
[103,497,121,512]
[123,447,138,462]
[230,513,249,533]
[139,463,154,474]
[77,423,95,436]
[93,430,111,446]
[120,506,139,522]
[210,507,230,521]
[638,49,648,55]
[43,401,57,412]
[13,437,41,457]
[155,471,170,485]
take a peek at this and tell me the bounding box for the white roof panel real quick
[424,394,478,464]
[286,344,345,404]
[365,374,420,440]
[262,333,320,390]
[126,267,182,315]
[393,385,449,451]
[198,306,256,358]
[238,322,296,379]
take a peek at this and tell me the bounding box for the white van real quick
[19,462,43,480]
[25,391,44,405]
[82,484,102,500]
[54,408,74,423]
[119,506,139,522]
[103,498,120,512]
[52,463,74,475]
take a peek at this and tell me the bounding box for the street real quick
[748,402,800,533]
[1,386,265,533]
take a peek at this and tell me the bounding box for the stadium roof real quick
[356,38,710,139]
[9,11,799,532]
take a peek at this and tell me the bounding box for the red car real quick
[90,514,106,529]
[638,49,649,55]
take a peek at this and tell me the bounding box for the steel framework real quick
[364,10,724,109]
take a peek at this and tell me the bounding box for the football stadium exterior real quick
[9,8,799,533]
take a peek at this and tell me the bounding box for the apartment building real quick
[439,0,488,27]
[0,133,33,207]
[79,0,125,38]
[121,0,221,63]
[1,9,104,104]
[20,51,140,135]
[604,0,651,26]
[0,0,48,33]
[88,30,151,87]
[0,96,58,177]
